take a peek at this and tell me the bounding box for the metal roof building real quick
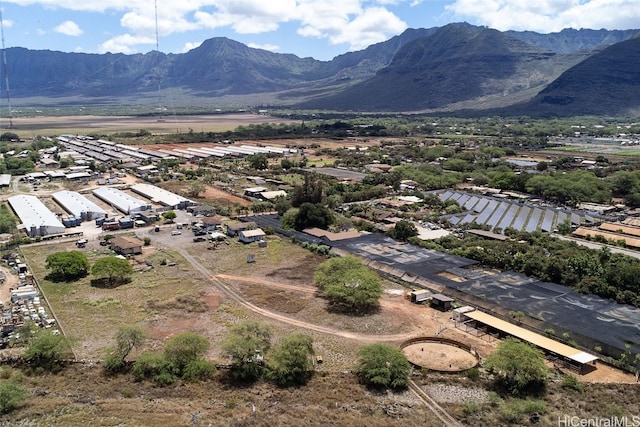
[8,195,66,237]
[52,190,107,221]
[0,174,10,186]
[130,183,195,209]
[92,187,151,214]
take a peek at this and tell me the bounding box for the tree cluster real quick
[45,251,135,288]
[417,231,640,307]
[45,251,90,282]
[132,332,215,386]
[221,321,315,387]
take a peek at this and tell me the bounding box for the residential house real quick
[238,228,266,243]
[109,236,143,255]
[226,221,256,237]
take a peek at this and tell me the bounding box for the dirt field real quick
[403,342,478,372]
[8,113,300,138]
[0,266,19,305]
[158,180,251,207]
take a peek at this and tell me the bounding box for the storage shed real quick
[430,294,454,311]
[410,289,432,303]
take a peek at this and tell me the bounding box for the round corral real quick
[401,337,479,372]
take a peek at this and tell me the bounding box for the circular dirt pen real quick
[401,337,479,372]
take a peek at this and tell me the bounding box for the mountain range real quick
[3,23,640,116]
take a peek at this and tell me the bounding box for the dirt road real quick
[179,249,418,343]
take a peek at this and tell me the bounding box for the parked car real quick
[171,230,182,236]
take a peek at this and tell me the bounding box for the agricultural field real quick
[6,113,300,139]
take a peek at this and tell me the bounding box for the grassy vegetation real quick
[20,244,207,359]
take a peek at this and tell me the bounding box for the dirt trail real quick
[215,273,429,314]
[179,250,417,343]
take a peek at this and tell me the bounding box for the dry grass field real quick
[7,113,300,138]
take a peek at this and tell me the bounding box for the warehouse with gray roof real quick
[92,187,151,214]
[8,195,66,237]
[52,190,107,221]
[130,183,195,209]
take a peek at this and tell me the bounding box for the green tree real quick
[92,256,134,287]
[484,338,548,396]
[248,153,268,170]
[294,202,334,230]
[388,220,418,241]
[280,207,299,230]
[104,326,146,373]
[23,329,69,372]
[221,321,272,381]
[45,251,90,281]
[266,333,315,387]
[0,204,16,234]
[187,181,206,197]
[355,343,411,389]
[291,173,323,207]
[162,210,177,222]
[314,256,382,311]
[0,132,19,141]
[0,381,27,414]
[163,332,210,374]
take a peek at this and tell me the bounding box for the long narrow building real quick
[129,183,195,210]
[8,195,65,237]
[52,190,107,221]
[92,187,151,214]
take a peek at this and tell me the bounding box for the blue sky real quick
[0,1,638,61]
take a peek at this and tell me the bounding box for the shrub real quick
[103,352,126,374]
[465,367,481,381]
[0,381,27,414]
[181,359,216,382]
[132,352,173,384]
[462,401,482,416]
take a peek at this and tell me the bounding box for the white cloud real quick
[330,7,407,49]
[295,1,407,50]
[247,42,280,52]
[99,33,153,54]
[4,1,411,53]
[182,41,202,52]
[446,0,640,33]
[54,20,83,36]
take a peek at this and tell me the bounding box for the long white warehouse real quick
[92,187,151,214]
[8,195,66,237]
[52,190,107,221]
[130,183,195,210]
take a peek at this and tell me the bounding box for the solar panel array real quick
[525,208,543,233]
[511,207,531,231]
[433,190,600,234]
[498,204,520,230]
[486,202,509,228]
